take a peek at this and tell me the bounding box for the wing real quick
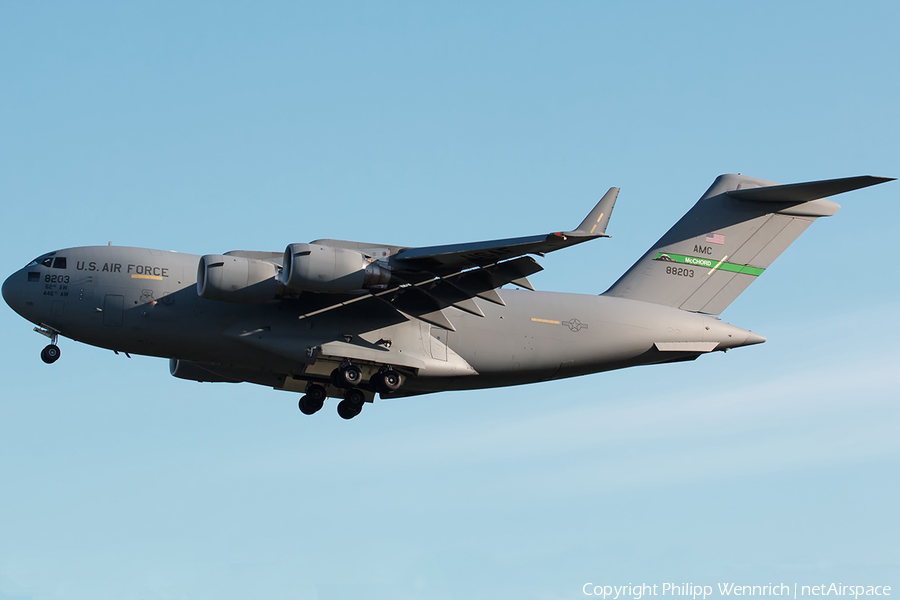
[391,187,619,277]
[295,188,619,331]
[284,188,619,331]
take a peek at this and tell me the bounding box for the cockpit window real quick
[25,252,57,268]
[52,257,67,269]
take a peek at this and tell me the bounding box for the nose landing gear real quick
[34,324,62,364]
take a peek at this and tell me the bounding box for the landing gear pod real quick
[196,255,281,303]
[282,243,390,293]
[169,358,241,383]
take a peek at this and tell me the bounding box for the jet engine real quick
[197,254,281,303]
[282,243,391,293]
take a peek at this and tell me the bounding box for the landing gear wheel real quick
[332,364,362,389]
[298,394,324,415]
[306,384,327,403]
[337,388,365,420]
[298,384,327,415]
[374,370,403,395]
[41,344,61,364]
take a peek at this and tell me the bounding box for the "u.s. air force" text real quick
[76,261,170,278]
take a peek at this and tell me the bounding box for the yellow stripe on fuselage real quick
[131,274,163,280]
[531,318,561,325]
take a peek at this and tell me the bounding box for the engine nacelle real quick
[282,243,391,293]
[169,358,240,383]
[197,254,281,303]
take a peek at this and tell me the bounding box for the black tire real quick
[337,389,365,419]
[337,399,361,420]
[346,388,365,405]
[41,345,60,364]
[306,384,327,403]
[375,370,402,394]
[334,365,362,388]
[298,394,323,415]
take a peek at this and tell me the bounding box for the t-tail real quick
[603,174,894,314]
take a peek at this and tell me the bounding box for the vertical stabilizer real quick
[603,174,892,314]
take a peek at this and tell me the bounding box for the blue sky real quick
[1,2,898,599]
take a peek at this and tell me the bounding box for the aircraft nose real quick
[2,270,27,316]
[1,273,13,308]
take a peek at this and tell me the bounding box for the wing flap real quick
[475,288,505,306]
[450,297,485,317]
[449,256,543,296]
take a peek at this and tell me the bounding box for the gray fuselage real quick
[3,245,763,398]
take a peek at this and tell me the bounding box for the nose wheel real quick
[34,325,62,364]
[41,344,61,364]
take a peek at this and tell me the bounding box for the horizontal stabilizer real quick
[727,175,894,203]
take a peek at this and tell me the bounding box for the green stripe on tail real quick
[653,253,765,277]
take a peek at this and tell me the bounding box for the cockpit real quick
[26,253,67,269]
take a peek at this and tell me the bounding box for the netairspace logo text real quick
[582,583,892,600]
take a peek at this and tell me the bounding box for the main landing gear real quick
[372,369,402,395]
[332,363,366,419]
[331,363,362,389]
[296,363,405,420]
[298,381,365,420]
[298,383,327,415]
[337,388,365,420]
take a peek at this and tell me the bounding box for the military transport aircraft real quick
[2,174,893,419]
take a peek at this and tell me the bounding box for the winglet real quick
[572,187,619,236]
